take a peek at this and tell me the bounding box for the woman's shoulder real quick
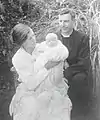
[12,48,30,64]
[12,48,22,60]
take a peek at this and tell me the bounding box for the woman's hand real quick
[44,61,61,70]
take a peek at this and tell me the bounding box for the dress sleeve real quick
[12,51,49,91]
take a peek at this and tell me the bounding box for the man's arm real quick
[72,35,90,70]
[65,35,91,80]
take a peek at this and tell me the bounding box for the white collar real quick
[61,29,73,37]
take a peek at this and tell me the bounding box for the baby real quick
[33,33,69,93]
[36,33,60,51]
[33,33,69,73]
[32,33,71,114]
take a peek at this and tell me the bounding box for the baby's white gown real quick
[9,41,72,120]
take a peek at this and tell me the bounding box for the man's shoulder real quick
[72,30,89,43]
[74,30,88,38]
[55,29,87,37]
[55,29,89,43]
[73,29,85,37]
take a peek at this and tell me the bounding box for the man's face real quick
[59,13,75,33]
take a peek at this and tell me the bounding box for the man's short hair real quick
[59,9,75,20]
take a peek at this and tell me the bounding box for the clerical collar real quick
[61,29,74,38]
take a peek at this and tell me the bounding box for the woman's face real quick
[23,28,36,51]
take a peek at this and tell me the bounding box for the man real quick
[56,9,93,115]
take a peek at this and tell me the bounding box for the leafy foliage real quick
[0,0,99,75]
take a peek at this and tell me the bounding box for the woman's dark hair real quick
[11,23,31,46]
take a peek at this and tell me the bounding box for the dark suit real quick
[56,29,93,115]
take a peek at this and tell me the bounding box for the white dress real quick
[9,42,72,120]
[33,41,72,120]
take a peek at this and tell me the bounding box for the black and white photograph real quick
[0,0,99,120]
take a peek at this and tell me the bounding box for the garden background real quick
[0,0,100,120]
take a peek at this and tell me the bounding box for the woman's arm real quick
[25,68,49,90]
[12,53,49,91]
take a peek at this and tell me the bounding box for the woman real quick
[9,23,49,120]
[9,23,72,120]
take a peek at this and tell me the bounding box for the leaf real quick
[0,1,5,13]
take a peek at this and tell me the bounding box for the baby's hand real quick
[10,66,16,72]
[64,60,69,69]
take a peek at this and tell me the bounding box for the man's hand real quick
[45,61,61,70]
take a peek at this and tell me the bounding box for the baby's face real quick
[46,33,58,47]
[46,37,57,42]
[46,38,58,47]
